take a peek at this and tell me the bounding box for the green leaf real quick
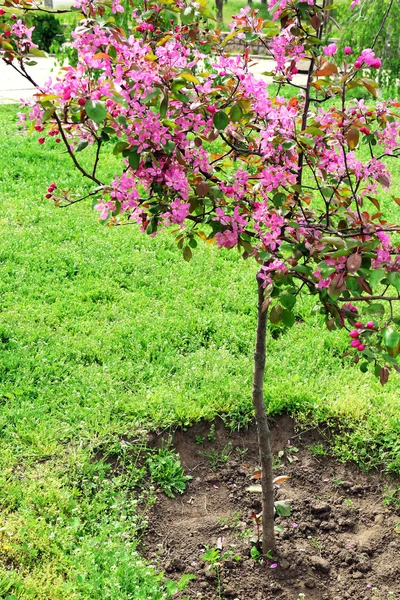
[183,246,192,262]
[75,140,89,152]
[280,294,296,310]
[282,309,295,327]
[368,268,385,289]
[128,148,141,170]
[360,362,369,373]
[230,103,243,122]
[382,328,400,349]
[363,303,385,317]
[275,500,291,517]
[272,192,286,208]
[113,141,129,155]
[282,140,296,150]
[29,47,47,57]
[85,100,107,124]
[159,92,168,119]
[108,45,117,60]
[387,272,400,292]
[269,304,283,324]
[213,111,229,131]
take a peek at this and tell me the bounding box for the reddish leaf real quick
[346,128,360,150]
[314,62,338,77]
[377,174,390,188]
[195,181,210,197]
[346,254,362,274]
[310,13,321,30]
[356,276,373,295]
[380,366,389,386]
[366,196,380,211]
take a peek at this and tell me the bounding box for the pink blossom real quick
[323,43,337,56]
[344,46,352,55]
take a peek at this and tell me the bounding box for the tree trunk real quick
[261,0,267,4]
[215,0,223,22]
[248,0,253,5]
[252,273,275,555]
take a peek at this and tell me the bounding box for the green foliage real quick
[147,447,191,497]
[333,0,400,94]
[31,13,65,53]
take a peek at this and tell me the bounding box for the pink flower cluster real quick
[354,49,382,70]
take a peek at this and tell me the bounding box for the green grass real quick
[1,97,400,596]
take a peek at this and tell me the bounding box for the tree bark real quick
[252,272,275,555]
[215,0,223,22]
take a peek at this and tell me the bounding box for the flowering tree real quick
[2,0,400,555]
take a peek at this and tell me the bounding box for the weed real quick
[308,442,328,457]
[200,547,223,599]
[383,485,400,510]
[195,435,205,445]
[164,573,196,598]
[207,424,217,443]
[235,445,248,458]
[201,442,233,470]
[308,536,322,553]
[343,498,353,508]
[147,447,191,498]
[395,520,400,534]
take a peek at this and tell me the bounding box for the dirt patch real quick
[143,416,400,600]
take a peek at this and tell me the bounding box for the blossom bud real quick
[0,9,5,14]
[354,59,363,69]
[55,138,61,143]
[38,138,45,144]
[344,46,352,55]
[350,340,361,348]
[78,97,86,107]
[360,126,370,135]
[354,322,363,329]
[349,330,360,338]
[366,321,375,329]
[358,344,366,351]
[45,193,52,199]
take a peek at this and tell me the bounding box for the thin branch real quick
[338,295,400,302]
[371,0,396,50]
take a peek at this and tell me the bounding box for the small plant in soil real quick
[164,573,196,599]
[200,546,223,599]
[308,442,328,457]
[147,447,191,498]
[207,424,216,443]
[200,442,233,470]
[195,435,205,446]
[383,485,400,510]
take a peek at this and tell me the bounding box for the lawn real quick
[0,88,400,598]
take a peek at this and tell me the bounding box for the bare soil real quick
[143,416,400,600]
